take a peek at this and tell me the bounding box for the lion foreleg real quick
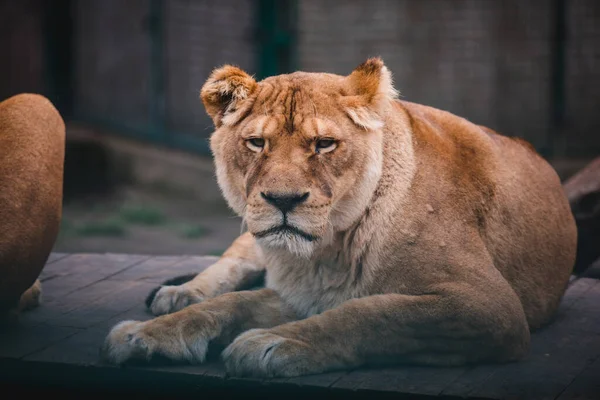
[102,288,297,365]
[222,284,531,377]
[148,232,265,315]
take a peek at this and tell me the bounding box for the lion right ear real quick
[341,58,398,130]
[200,65,258,127]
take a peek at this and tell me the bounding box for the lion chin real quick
[253,225,321,259]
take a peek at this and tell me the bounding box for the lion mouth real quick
[253,224,318,242]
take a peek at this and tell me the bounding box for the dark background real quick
[1,0,598,255]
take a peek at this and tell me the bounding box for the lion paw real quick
[149,284,204,316]
[101,320,153,365]
[222,329,322,378]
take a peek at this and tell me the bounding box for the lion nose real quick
[261,192,309,214]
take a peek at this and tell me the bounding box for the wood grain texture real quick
[0,253,598,399]
[334,366,468,396]
[107,255,218,283]
[557,357,600,400]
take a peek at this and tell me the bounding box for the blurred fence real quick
[296,0,600,158]
[65,0,295,154]
[1,0,599,158]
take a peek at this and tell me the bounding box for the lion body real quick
[104,59,577,376]
[263,99,575,330]
[0,94,65,318]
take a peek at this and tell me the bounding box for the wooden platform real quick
[1,253,599,399]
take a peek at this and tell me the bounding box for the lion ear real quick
[342,57,398,130]
[201,65,258,127]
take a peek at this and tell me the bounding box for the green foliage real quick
[179,224,209,239]
[119,205,165,225]
[74,218,127,237]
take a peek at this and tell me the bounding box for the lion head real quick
[201,58,398,257]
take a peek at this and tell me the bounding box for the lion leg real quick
[223,281,531,378]
[0,279,43,326]
[148,232,265,315]
[18,279,42,311]
[102,288,297,365]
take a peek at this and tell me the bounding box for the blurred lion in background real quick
[0,94,65,323]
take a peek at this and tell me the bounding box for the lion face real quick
[202,59,397,257]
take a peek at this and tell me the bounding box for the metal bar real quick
[257,0,278,79]
[256,0,298,79]
[549,0,567,158]
[288,0,299,73]
[149,0,166,141]
[42,0,74,117]
[68,1,211,157]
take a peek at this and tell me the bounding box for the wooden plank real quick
[45,280,156,329]
[440,364,499,398]
[445,279,600,400]
[580,260,600,280]
[46,252,70,265]
[145,362,225,377]
[557,357,600,400]
[466,330,600,400]
[560,279,600,334]
[22,284,158,365]
[110,255,218,284]
[539,279,600,340]
[39,254,74,282]
[333,365,467,397]
[0,323,81,359]
[107,255,191,282]
[158,256,219,280]
[25,328,229,384]
[560,277,599,310]
[283,371,349,389]
[143,360,228,386]
[24,326,109,366]
[42,253,148,275]
[99,305,154,330]
[40,253,150,300]
[5,253,600,399]
[192,360,227,380]
[0,359,233,399]
[20,279,154,327]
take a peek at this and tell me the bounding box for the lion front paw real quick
[222,329,325,378]
[149,284,204,316]
[101,320,154,365]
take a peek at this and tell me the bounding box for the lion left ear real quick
[342,57,398,130]
[200,65,258,127]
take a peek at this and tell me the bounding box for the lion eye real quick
[315,138,337,153]
[246,138,265,151]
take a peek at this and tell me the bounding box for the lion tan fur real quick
[0,93,65,321]
[103,58,576,377]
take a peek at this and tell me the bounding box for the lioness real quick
[102,58,577,377]
[0,94,65,322]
